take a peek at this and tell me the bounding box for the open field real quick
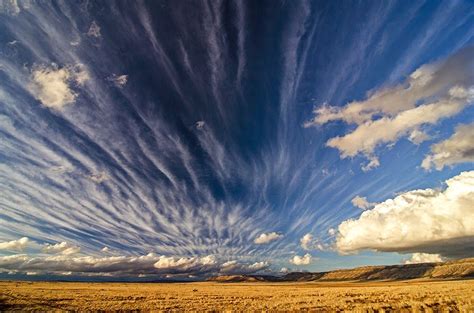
[1,280,474,311]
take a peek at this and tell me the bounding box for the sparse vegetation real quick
[1,280,473,311]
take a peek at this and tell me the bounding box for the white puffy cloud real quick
[422,123,474,170]
[300,234,329,251]
[108,74,128,87]
[336,171,474,258]
[195,120,206,130]
[29,64,89,109]
[254,232,283,244]
[351,196,374,210]
[42,242,81,255]
[153,255,216,274]
[300,234,314,250]
[248,261,269,271]
[289,253,312,265]
[0,237,29,251]
[404,253,443,264]
[220,260,270,274]
[87,21,101,38]
[306,47,474,170]
[300,233,313,250]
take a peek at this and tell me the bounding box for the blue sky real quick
[0,0,473,280]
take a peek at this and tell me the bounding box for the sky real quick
[0,0,473,281]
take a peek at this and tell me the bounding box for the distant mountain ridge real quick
[207,258,474,282]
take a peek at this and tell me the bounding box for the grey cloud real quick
[422,123,474,170]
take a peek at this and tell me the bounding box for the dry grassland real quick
[1,280,473,311]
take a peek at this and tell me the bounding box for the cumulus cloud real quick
[351,196,374,210]
[87,21,101,38]
[305,46,474,170]
[195,120,205,130]
[254,232,283,244]
[300,234,329,251]
[108,74,128,88]
[300,233,313,250]
[404,253,444,264]
[422,123,474,170]
[0,237,29,251]
[0,251,271,278]
[336,171,474,258]
[29,64,89,109]
[0,253,160,276]
[42,242,81,255]
[153,255,217,274]
[220,260,270,274]
[289,253,312,265]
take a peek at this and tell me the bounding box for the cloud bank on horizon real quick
[0,0,473,279]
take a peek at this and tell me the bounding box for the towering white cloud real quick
[289,253,312,265]
[306,47,474,170]
[422,123,474,170]
[336,171,474,258]
[254,232,283,244]
[29,64,89,109]
[0,237,29,251]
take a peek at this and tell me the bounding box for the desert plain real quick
[1,279,473,311]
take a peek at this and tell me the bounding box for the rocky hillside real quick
[208,258,474,282]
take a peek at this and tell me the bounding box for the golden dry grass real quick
[1,280,473,311]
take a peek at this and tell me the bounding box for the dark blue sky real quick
[0,0,473,280]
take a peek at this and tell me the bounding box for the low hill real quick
[207,258,474,282]
[207,275,281,282]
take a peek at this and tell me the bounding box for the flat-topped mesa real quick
[207,258,474,282]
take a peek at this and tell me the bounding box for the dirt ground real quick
[1,279,473,311]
